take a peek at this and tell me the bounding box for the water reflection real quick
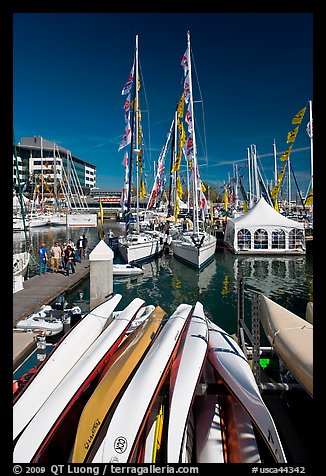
[13,224,313,336]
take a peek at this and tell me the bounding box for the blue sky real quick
[13,12,313,197]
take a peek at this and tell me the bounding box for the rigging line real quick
[138,57,153,178]
[190,48,209,167]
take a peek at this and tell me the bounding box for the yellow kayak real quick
[72,306,166,462]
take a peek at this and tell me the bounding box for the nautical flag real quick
[99,200,104,240]
[178,119,186,148]
[185,133,193,161]
[270,162,287,199]
[99,200,104,223]
[139,179,146,199]
[118,123,131,151]
[200,181,206,193]
[121,64,134,95]
[286,126,299,143]
[177,93,185,118]
[306,120,313,138]
[279,145,293,161]
[239,178,248,203]
[292,106,307,125]
[185,106,192,132]
[199,188,208,216]
[123,94,131,123]
[305,189,313,206]
[121,151,129,168]
[174,197,180,221]
[223,186,228,211]
[181,48,189,76]
[176,175,183,200]
[183,75,190,103]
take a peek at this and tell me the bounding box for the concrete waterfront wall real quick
[89,239,113,311]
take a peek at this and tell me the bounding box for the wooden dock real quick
[13,258,90,327]
[13,259,90,369]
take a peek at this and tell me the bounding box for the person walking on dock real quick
[77,236,84,261]
[64,245,76,276]
[61,242,68,271]
[50,241,62,273]
[108,229,114,247]
[82,234,88,258]
[38,243,48,275]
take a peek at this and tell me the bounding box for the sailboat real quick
[117,35,164,264]
[171,32,216,269]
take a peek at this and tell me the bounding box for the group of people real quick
[38,235,88,277]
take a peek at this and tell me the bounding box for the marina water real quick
[14,220,313,343]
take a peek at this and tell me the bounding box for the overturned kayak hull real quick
[259,294,313,397]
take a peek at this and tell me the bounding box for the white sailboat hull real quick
[172,232,216,269]
[66,213,98,227]
[13,294,122,442]
[118,232,164,264]
[13,252,30,277]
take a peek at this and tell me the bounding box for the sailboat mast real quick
[186,31,200,234]
[41,136,44,210]
[273,139,278,185]
[135,34,140,233]
[308,99,313,191]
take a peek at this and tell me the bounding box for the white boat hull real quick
[13,252,30,277]
[91,303,193,463]
[13,298,145,463]
[118,232,164,264]
[66,213,98,227]
[13,294,122,442]
[172,232,216,269]
[15,316,63,336]
[113,264,144,276]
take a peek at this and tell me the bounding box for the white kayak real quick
[13,293,122,442]
[167,301,208,463]
[91,303,193,463]
[207,319,287,463]
[259,294,313,397]
[13,297,145,463]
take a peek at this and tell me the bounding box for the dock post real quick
[89,240,114,311]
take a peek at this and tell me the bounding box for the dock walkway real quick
[13,258,90,327]
[13,259,90,368]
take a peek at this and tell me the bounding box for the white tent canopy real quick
[224,197,305,254]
